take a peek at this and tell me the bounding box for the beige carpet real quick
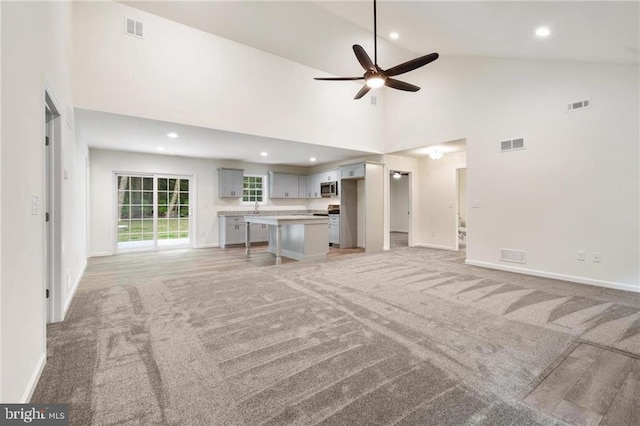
[32,247,640,425]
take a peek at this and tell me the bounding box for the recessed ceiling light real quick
[157,147,165,152]
[260,152,268,157]
[309,157,317,162]
[166,132,179,138]
[389,32,399,40]
[535,26,551,38]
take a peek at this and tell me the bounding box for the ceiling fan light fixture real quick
[392,171,402,179]
[389,32,399,40]
[366,75,385,88]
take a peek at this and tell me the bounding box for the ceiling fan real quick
[314,0,439,100]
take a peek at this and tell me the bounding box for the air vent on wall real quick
[125,17,144,38]
[500,138,525,152]
[500,249,527,264]
[567,99,590,112]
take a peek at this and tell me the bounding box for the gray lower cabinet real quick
[329,215,340,246]
[219,216,270,247]
[250,223,269,243]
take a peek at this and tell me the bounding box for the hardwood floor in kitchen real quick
[80,244,364,291]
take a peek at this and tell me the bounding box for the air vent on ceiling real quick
[125,17,144,38]
[567,99,590,112]
[500,249,527,264]
[500,137,525,153]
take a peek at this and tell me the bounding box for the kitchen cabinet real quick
[269,172,300,198]
[298,175,309,199]
[340,163,365,180]
[319,170,339,183]
[219,216,246,247]
[250,223,269,243]
[329,215,340,246]
[218,168,244,198]
[307,173,321,198]
[306,170,340,199]
[219,216,270,247]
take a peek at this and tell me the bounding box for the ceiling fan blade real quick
[385,78,420,92]
[353,45,375,71]
[314,77,364,81]
[354,85,371,100]
[384,52,439,77]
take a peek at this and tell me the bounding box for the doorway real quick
[389,170,411,248]
[116,174,193,251]
[45,91,62,323]
[457,168,467,251]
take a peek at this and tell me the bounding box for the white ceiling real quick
[122,1,639,75]
[76,109,375,167]
[92,1,638,164]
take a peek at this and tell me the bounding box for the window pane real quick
[179,206,189,217]
[180,179,189,191]
[119,206,130,219]
[143,177,153,190]
[158,191,168,205]
[130,177,142,190]
[158,178,168,191]
[131,191,142,204]
[142,191,153,204]
[179,193,189,205]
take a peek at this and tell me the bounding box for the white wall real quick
[390,175,410,232]
[89,149,334,255]
[1,1,87,402]
[385,55,639,291]
[416,152,467,250]
[72,1,384,154]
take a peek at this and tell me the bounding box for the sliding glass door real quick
[116,174,192,251]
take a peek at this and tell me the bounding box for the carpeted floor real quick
[32,247,640,425]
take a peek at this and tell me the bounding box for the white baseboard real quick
[20,352,46,402]
[414,243,458,251]
[62,261,87,319]
[89,251,112,257]
[196,243,220,249]
[465,259,640,294]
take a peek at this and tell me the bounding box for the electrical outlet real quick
[592,252,601,263]
[577,250,585,261]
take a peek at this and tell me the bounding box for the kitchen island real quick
[244,215,329,264]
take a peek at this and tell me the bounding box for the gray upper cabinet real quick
[320,170,339,183]
[307,173,321,198]
[298,175,309,199]
[269,172,300,198]
[218,168,244,198]
[340,163,365,180]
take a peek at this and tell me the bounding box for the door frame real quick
[113,172,196,252]
[45,88,63,323]
[384,166,413,250]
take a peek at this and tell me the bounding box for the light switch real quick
[32,195,40,215]
[471,200,480,208]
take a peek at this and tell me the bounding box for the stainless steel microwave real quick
[320,181,338,198]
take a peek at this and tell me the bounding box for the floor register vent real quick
[125,18,144,38]
[500,138,525,152]
[500,249,527,264]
